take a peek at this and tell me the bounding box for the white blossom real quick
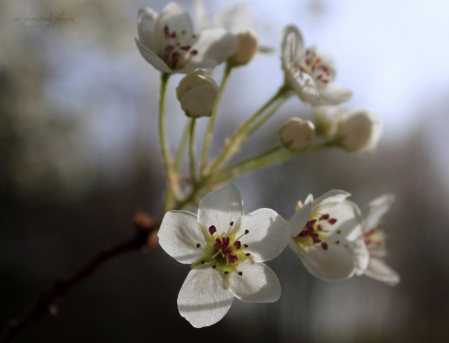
[136,2,238,74]
[281,25,352,106]
[357,194,400,286]
[176,70,219,117]
[279,118,315,151]
[158,183,291,327]
[288,190,369,281]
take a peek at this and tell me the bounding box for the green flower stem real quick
[209,85,291,172]
[206,141,335,186]
[173,120,190,174]
[200,63,233,175]
[189,118,197,185]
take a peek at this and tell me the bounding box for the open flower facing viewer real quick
[158,183,291,327]
[136,2,238,73]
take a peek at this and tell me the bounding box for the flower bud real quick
[176,70,219,117]
[313,106,342,139]
[228,30,259,67]
[338,109,382,153]
[279,118,315,151]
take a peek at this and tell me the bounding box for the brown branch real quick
[0,212,160,343]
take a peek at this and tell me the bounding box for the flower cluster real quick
[135,1,400,328]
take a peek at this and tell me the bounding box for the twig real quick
[0,212,160,343]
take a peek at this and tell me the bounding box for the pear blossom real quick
[136,2,238,74]
[193,1,273,67]
[281,25,352,106]
[158,183,290,328]
[313,105,343,139]
[357,194,400,286]
[279,118,315,151]
[338,109,382,153]
[176,70,219,117]
[288,190,369,281]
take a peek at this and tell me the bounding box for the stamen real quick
[212,265,217,269]
[335,241,340,245]
[234,241,241,249]
[238,272,243,276]
[224,271,229,275]
[209,225,217,235]
[230,221,234,226]
[190,49,198,55]
[321,242,328,251]
[336,230,341,234]
[328,218,337,225]
[196,243,201,248]
[244,244,248,248]
[321,214,330,220]
[246,253,251,256]
[245,230,249,235]
[201,260,204,264]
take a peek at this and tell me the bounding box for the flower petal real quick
[290,201,312,237]
[300,244,356,281]
[135,38,172,73]
[181,84,217,117]
[175,60,217,74]
[212,4,256,33]
[229,260,281,303]
[233,209,290,262]
[323,200,363,243]
[158,210,206,264]
[153,2,194,52]
[137,8,159,51]
[365,258,400,286]
[178,266,234,328]
[363,193,395,232]
[288,238,319,267]
[190,28,238,66]
[317,83,353,106]
[192,0,208,31]
[315,49,336,82]
[281,25,304,62]
[198,183,244,235]
[312,190,351,212]
[351,235,370,275]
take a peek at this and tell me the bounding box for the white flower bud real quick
[228,30,259,67]
[313,106,342,139]
[279,118,315,151]
[338,109,382,153]
[176,70,219,117]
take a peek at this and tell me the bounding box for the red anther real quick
[313,239,321,244]
[209,225,217,235]
[234,241,241,249]
[365,239,372,245]
[228,254,238,263]
[316,74,322,80]
[164,25,169,32]
[312,65,316,72]
[306,226,314,233]
[190,49,198,55]
[171,51,180,67]
[214,238,222,249]
[299,67,305,72]
[179,45,191,51]
[369,252,377,258]
[307,219,317,226]
[316,58,321,64]
[222,237,230,247]
[317,224,323,230]
[311,232,319,238]
[321,242,328,251]
[328,218,337,225]
[305,59,310,65]
[322,80,329,83]
[322,66,329,73]
[298,231,308,237]
[364,228,376,236]
[321,214,330,220]
[169,31,177,39]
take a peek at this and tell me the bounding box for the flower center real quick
[364,228,387,259]
[297,49,331,86]
[160,25,198,69]
[192,223,251,276]
[293,213,339,251]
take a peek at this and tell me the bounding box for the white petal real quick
[190,28,238,66]
[290,201,312,237]
[198,183,243,235]
[350,235,370,274]
[312,190,351,211]
[257,45,276,56]
[212,4,256,33]
[176,60,218,74]
[286,69,320,105]
[154,2,194,53]
[178,266,234,328]
[158,211,206,264]
[192,0,209,31]
[322,200,363,243]
[135,38,172,73]
[137,8,159,51]
[317,83,353,106]
[181,84,217,117]
[301,244,356,281]
[233,209,290,262]
[229,260,281,303]
[281,25,304,62]
[365,258,400,286]
[363,193,395,232]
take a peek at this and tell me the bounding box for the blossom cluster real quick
[135,1,399,328]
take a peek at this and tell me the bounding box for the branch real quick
[0,212,160,343]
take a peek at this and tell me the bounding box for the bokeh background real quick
[1,0,449,342]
